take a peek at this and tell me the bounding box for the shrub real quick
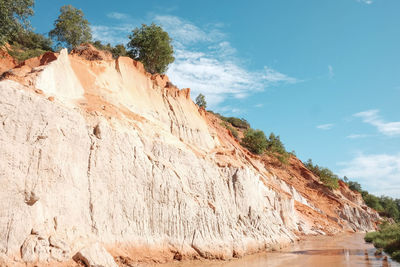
[241,129,267,154]
[220,116,250,129]
[127,23,174,74]
[266,133,286,154]
[318,168,339,190]
[363,193,384,212]
[11,30,52,51]
[225,124,238,139]
[8,30,53,62]
[276,153,290,165]
[379,196,400,221]
[92,41,128,58]
[304,159,339,190]
[365,231,380,243]
[348,181,362,193]
[365,223,400,262]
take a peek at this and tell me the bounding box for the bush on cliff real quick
[241,129,268,154]
[220,122,239,139]
[127,23,174,74]
[220,116,250,129]
[378,196,400,221]
[49,5,92,49]
[348,180,362,193]
[91,41,128,58]
[266,133,286,154]
[265,133,290,165]
[304,159,339,190]
[365,223,400,262]
[8,30,53,62]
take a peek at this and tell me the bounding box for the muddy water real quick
[158,234,400,267]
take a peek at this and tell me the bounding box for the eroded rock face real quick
[0,48,16,76]
[0,48,380,266]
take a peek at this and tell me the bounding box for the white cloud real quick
[91,24,133,45]
[154,15,225,46]
[356,0,373,4]
[91,15,298,107]
[254,103,264,108]
[218,106,243,115]
[328,65,334,79]
[316,123,334,130]
[262,66,298,84]
[155,15,298,107]
[338,153,400,197]
[107,12,130,20]
[354,109,400,136]
[346,134,370,139]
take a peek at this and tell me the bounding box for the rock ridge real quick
[0,46,379,266]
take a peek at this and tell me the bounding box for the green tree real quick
[111,44,128,58]
[266,133,287,154]
[348,181,362,193]
[379,196,400,221]
[127,23,174,74]
[363,193,383,212]
[0,0,34,44]
[195,94,207,108]
[241,129,268,155]
[11,30,52,50]
[49,5,92,49]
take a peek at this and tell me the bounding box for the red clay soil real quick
[2,45,377,242]
[16,51,58,68]
[71,43,113,61]
[0,51,59,87]
[204,111,377,235]
[261,151,375,234]
[0,48,16,76]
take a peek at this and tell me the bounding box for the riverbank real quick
[153,234,400,267]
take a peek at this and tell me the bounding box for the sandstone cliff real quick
[0,45,379,266]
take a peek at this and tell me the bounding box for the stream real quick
[157,233,400,267]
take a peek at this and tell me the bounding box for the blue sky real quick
[31,0,400,197]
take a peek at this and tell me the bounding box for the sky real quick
[30,0,400,197]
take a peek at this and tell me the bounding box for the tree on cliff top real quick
[195,94,207,109]
[127,23,174,74]
[49,5,92,49]
[0,0,34,45]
